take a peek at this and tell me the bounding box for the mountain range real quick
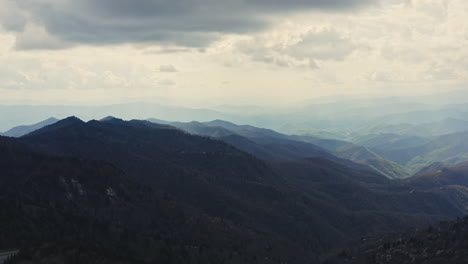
[3,116,468,263]
[148,118,409,179]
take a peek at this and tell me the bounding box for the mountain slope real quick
[405,161,468,188]
[325,216,468,264]
[12,117,468,261]
[203,120,378,161]
[159,119,406,178]
[378,130,468,172]
[163,119,340,162]
[19,118,344,260]
[1,117,58,137]
[162,118,376,161]
[326,161,468,263]
[0,136,308,264]
[356,157,410,179]
[351,133,430,151]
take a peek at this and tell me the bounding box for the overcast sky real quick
[0,0,467,107]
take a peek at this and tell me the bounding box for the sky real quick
[0,0,467,107]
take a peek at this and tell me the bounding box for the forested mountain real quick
[167,119,376,161]
[325,161,468,264]
[2,116,468,263]
[325,216,468,264]
[150,119,409,179]
[376,130,468,173]
[0,136,304,264]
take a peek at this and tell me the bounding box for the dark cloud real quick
[3,0,375,49]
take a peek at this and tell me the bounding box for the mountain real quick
[325,161,468,264]
[0,136,298,264]
[160,119,346,163]
[410,118,468,136]
[351,133,430,151]
[154,119,408,178]
[160,119,363,157]
[5,116,468,262]
[405,161,468,188]
[356,157,410,179]
[1,117,58,137]
[0,103,240,132]
[179,119,379,162]
[170,121,234,138]
[325,216,468,264]
[218,134,337,162]
[413,162,447,177]
[18,117,342,261]
[358,118,468,138]
[377,130,468,173]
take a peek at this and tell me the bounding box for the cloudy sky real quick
[0,0,467,107]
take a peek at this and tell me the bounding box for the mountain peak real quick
[204,119,238,129]
[24,116,84,137]
[209,119,236,125]
[44,117,59,122]
[100,116,121,122]
[60,116,83,124]
[2,117,60,138]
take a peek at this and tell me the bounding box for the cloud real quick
[157,79,175,86]
[0,0,375,50]
[233,27,355,68]
[14,24,70,50]
[159,65,178,72]
[288,29,356,61]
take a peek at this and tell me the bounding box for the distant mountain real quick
[406,161,468,189]
[154,119,343,162]
[356,157,410,179]
[1,117,58,137]
[351,133,430,151]
[409,118,468,136]
[0,103,239,132]
[13,116,468,261]
[218,134,337,162]
[151,118,408,178]
[152,119,371,161]
[377,130,468,173]
[413,162,446,177]
[170,121,234,138]
[360,118,468,138]
[179,119,379,162]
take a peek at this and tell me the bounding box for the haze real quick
[0,0,467,107]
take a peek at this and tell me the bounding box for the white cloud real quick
[159,65,178,72]
[0,0,468,104]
